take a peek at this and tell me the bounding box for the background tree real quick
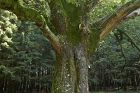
[0,10,55,93]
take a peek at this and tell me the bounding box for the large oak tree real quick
[0,0,140,93]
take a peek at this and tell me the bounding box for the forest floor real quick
[91,90,140,93]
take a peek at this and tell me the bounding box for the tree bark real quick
[52,43,89,93]
[75,45,89,93]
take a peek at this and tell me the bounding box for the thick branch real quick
[0,0,61,54]
[124,8,140,20]
[99,0,140,40]
[0,0,43,23]
[42,25,61,54]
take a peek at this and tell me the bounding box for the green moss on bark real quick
[88,28,100,54]
[0,0,45,23]
[66,24,81,45]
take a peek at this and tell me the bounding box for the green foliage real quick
[90,16,140,90]
[0,10,18,50]
[0,10,54,92]
[90,0,122,23]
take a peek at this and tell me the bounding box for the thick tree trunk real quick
[51,43,89,93]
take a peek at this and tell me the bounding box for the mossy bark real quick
[51,43,76,93]
[51,42,91,93]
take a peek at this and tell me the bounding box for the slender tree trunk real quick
[75,45,89,93]
[51,43,89,93]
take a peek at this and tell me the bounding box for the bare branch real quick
[99,0,140,40]
[114,32,127,62]
[117,29,140,52]
[124,8,140,20]
[0,0,61,54]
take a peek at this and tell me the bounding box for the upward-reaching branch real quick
[48,0,67,33]
[84,0,100,13]
[0,0,61,54]
[99,0,140,40]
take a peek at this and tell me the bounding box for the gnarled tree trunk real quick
[52,43,89,93]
